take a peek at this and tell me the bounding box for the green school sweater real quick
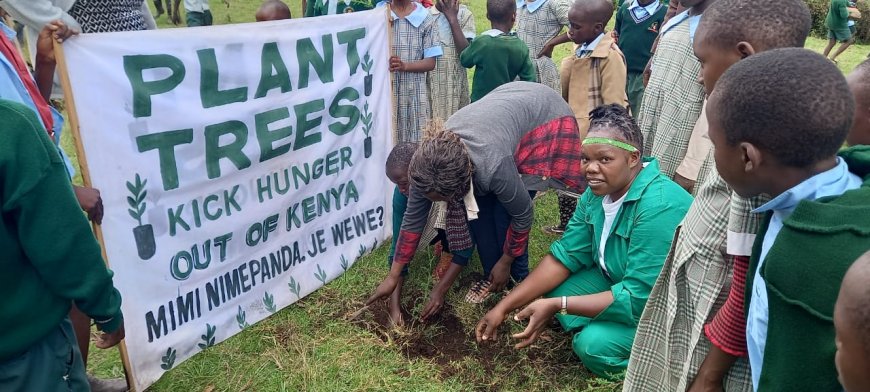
[744,145,870,392]
[614,1,667,74]
[0,100,123,361]
[460,32,537,102]
[826,0,850,30]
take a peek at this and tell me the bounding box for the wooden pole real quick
[53,39,139,392]
[387,4,397,145]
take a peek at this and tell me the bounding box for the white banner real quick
[62,10,393,390]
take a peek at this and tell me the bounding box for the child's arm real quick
[538,32,571,59]
[34,21,76,103]
[459,39,480,68]
[440,0,471,54]
[172,0,182,24]
[390,56,436,72]
[518,46,537,82]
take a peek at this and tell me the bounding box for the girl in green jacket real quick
[475,105,692,379]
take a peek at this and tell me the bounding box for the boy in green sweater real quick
[823,0,854,63]
[706,48,870,392]
[0,99,125,391]
[460,0,536,102]
[834,251,870,392]
[614,0,667,117]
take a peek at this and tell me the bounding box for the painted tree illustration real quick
[263,291,277,313]
[314,264,328,285]
[340,255,350,272]
[198,324,216,349]
[288,276,301,299]
[361,102,374,158]
[127,173,155,260]
[160,347,176,370]
[358,244,367,258]
[361,52,374,96]
[236,305,249,330]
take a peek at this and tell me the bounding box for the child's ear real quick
[629,150,641,168]
[740,142,762,173]
[736,41,756,59]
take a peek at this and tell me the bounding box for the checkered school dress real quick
[624,164,753,392]
[516,0,571,94]
[427,6,476,122]
[637,21,705,178]
[390,6,440,143]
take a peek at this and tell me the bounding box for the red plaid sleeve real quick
[393,230,422,265]
[704,255,750,357]
[515,116,585,192]
[503,224,530,258]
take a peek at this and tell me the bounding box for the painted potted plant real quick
[361,102,374,158]
[361,52,374,96]
[127,174,155,260]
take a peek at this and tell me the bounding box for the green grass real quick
[67,1,868,391]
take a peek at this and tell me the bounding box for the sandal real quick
[464,279,492,304]
[542,225,566,235]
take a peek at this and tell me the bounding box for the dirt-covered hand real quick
[511,298,558,349]
[74,186,104,224]
[537,43,554,59]
[366,274,401,306]
[95,325,125,349]
[475,308,507,342]
[687,375,724,392]
[420,290,445,321]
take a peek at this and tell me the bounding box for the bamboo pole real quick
[53,39,139,392]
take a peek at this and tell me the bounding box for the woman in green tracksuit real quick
[476,105,692,379]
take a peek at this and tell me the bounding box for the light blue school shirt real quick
[377,1,444,58]
[0,22,75,177]
[516,0,549,13]
[746,157,862,390]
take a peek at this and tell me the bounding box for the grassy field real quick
[69,1,869,391]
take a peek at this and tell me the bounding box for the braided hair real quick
[587,104,644,152]
[408,121,474,200]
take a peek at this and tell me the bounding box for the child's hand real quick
[475,307,508,342]
[95,324,125,349]
[511,298,559,348]
[389,56,406,72]
[35,20,77,65]
[439,0,461,22]
[74,185,104,224]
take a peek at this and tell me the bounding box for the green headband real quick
[582,137,638,152]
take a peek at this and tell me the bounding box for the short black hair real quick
[487,0,515,24]
[709,48,854,168]
[571,0,614,24]
[697,0,811,50]
[850,58,870,99]
[386,142,417,173]
[588,104,644,152]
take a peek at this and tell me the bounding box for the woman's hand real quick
[420,288,445,321]
[475,307,508,342]
[36,20,77,65]
[366,273,401,305]
[488,254,514,292]
[511,298,559,348]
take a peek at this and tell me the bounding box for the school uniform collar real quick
[753,157,862,215]
[628,0,662,16]
[1,21,14,41]
[378,1,429,27]
[516,0,549,14]
[659,9,701,41]
[575,32,605,57]
[480,28,508,37]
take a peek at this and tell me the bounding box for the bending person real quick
[367,81,586,308]
[475,105,691,379]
